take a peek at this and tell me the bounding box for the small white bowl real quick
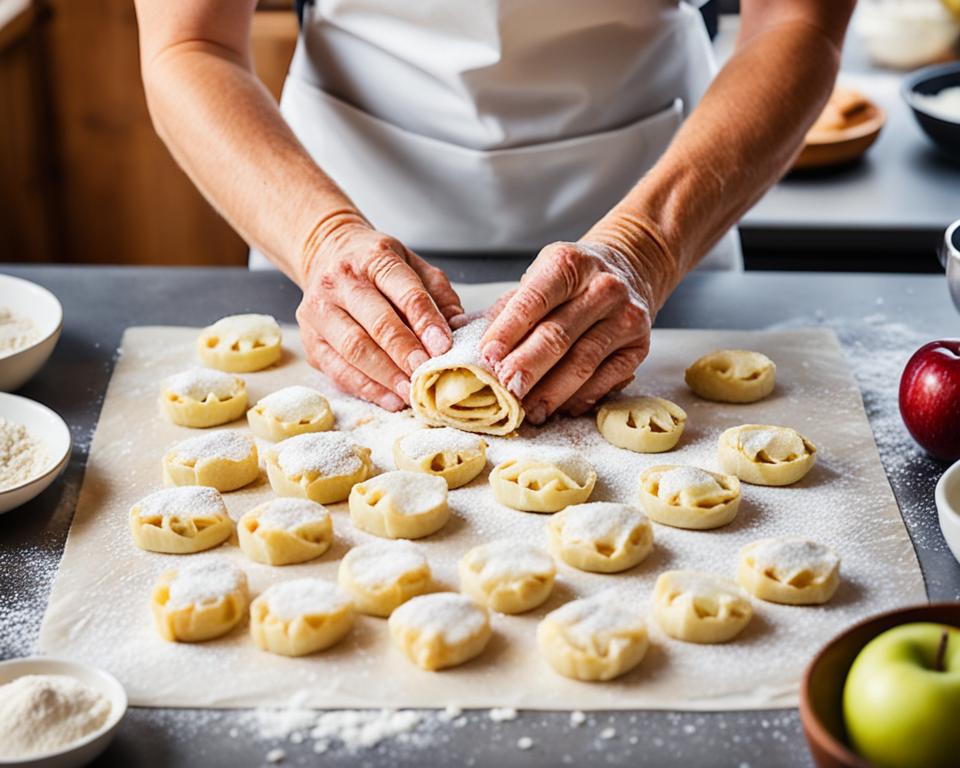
[0,393,71,515]
[0,657,127,768]
[936,458,960,566]
[0,274,63,392]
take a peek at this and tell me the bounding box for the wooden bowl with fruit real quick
[800,603,960,768]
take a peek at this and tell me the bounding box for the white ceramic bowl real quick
[0,274,63,392]
[0,657,127,768]
[0,393,71,515]
[936,458,960,566]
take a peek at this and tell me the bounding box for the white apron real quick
[251,0,741,270]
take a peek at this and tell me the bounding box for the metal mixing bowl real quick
[941,219,960,313]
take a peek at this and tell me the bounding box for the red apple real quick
[899,340,960,461]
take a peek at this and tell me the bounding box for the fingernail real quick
[526,402,547,424]
[506,371,525,398]
[423,325,451,357]
[380,393,405,411]
[449,313,469,329]
[407,349,430,371]
[481,341,506,368]
[395,379,411,401]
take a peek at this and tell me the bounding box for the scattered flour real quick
[0,417,48,491]
[489,707,518,722]
[0,674,111,758]
[0,306,39,355]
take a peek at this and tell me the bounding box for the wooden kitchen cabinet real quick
[0,0,299,267]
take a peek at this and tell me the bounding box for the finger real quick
[366,249,453,357]
[311,304,412,403]
[301,326,404,411]
[337,277,432,375]
[494,273,626,399]
[562,350,648,417]
[484,289,516,323]
[406,251,465,325]
[522,308,648,424]
[479,243,597,369]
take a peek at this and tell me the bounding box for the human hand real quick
[297,216,464,410]
[480,229,674,424]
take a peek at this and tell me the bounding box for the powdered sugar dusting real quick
[359,471,447,514]
[462,541,554,582]
[162,369,241,401]
[413,319,489,375]
[389,593,486,646]
[557,503,648,549]
[257,386,329,423]
[752,538,839,579]
[255,498,329,530]
[545,592,642,649]
[136,486,226,519]
[657,467,722,505]
[168,430,254,462]
[341,542,428,588]
[261,578,350,621]
[398,427,485,461]
[273,433,363,478]
[166,560,246,609]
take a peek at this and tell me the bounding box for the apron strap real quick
[294,0,307,26]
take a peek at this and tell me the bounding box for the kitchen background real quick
[1,0,958,272]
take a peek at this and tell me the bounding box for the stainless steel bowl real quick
[942,219,960,313]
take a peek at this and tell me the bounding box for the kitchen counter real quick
[2,265,959,768]
[716,15,960,271]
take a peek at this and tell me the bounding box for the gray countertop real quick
[2,264,959,768]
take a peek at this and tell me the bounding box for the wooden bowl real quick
[793,101,886,170]
[800,603,960,768]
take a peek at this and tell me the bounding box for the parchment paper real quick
[38,323,925,710]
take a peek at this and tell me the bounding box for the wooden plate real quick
[793,99,886,170]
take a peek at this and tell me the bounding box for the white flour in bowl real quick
[0,307,39,356]
[0,417,48,491]
[0,674,112,758]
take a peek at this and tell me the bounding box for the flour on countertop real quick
[0,307,40,356]
[0,417,48,491]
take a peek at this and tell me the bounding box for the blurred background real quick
[1,0,959,271]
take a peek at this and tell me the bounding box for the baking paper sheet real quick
[38,322,925,710]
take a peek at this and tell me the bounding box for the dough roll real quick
[411,320,524,436]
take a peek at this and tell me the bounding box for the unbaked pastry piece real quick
[388,592,492,671]
[537,592,649,682]
[685,349,776,404]
[653,570,753,644]
[458,541,556,614]
[718,424,817,486]
[596,396,687,453]
[548,502,653,573]
[162,430,259,492]
[349,470,449,539]
[393,427,487,489]
[265,432,371,504]
[410,319,523,436]
[238,498,333,566]
[159,368,248,428]
[247,385,334,442]
[489,449,597,513]
[338,540,432,617]
[130,486,233,554]
[637,465,741,530]
[197,313,282,373]
[250,578,354,657]
[738,537,840,605]
[151,560,248,643]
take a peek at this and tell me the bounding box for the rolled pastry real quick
[410,320,523,436]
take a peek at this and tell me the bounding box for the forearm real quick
[141,42,360,284]
[587,5,853,307]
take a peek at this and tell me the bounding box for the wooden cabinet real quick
[0,1,299,267]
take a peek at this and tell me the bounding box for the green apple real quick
[843,622,960,768]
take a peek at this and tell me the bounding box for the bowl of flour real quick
[903,61,960,158]
[0,274,62,392]
[0,394,71,515]
[0,657,126,767]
